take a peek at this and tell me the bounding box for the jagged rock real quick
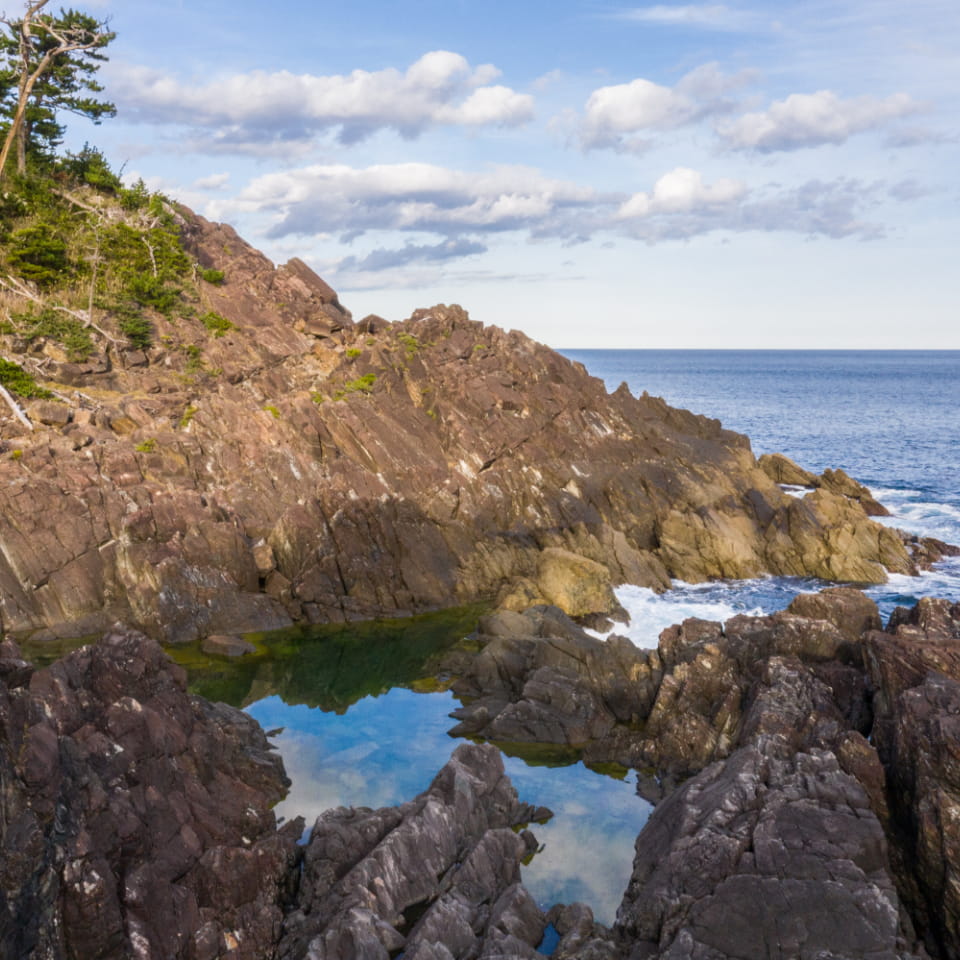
[786,585,883,643]
[758,451,818,486]
[863,599,960,959]
[277,742,550,960]
[884,675,960,960]
[449,606,660,754]
[0,211,945,640]
[615,744,923,960]
[759,454,889,515]
[0,627,298,959]
[819,467,890,516]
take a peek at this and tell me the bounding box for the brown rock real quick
[25,399,71,427]
[201,633,256,657]
[0,626,297,959]
[758,451,818,486]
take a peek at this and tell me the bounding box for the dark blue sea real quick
[242,350,960,926]
[561,350,960,643]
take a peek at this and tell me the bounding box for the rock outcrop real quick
[864,599,960,960]
[277,742,554,960]
[449,589,876,776]
[615,743,922,960]
[0,628,300,959]
[0,211,947,643]
[7,592,960,959]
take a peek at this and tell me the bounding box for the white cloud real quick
[235,162,602,239]
[616,4,759,31]
[618,167,747,217]
[717,89,922,151]
[107,51,534,151]
[192,172,230,191]
[579,63,754,152]
[224,159,895,254]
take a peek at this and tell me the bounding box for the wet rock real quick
[0,625,297,959]
[277,742,550,960]
[201,633,257,657]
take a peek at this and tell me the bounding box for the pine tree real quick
[0,1,114,179]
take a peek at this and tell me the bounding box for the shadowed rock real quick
[0,627,299,960]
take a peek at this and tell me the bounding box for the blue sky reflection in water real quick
[246,689,650,923]
[234,348,960,925]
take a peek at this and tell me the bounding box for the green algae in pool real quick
[176,607,652,926]
[167,604,487,710]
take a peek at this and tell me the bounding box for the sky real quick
[58,0,960,348]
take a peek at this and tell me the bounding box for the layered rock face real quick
[277,742,553,960]
[0,628,300,959]
[0,211,948,642]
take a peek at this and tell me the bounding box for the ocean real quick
[563,349,960,646]
[240,349,960,927]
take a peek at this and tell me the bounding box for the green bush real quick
[61,145,121,193]
[127,274,179,314]
[12,306,94,361]
[343,373,376,395]
[0,358,52,398]
[7,223,70,288]
[117,310,152,350]
[119,178,151,211]
[200,268,225,285]
[345,347,361,359]
[135,438,156,453]
[199,310,233,337]
[398,333,420,358]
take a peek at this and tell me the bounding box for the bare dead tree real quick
[0,0,112,179]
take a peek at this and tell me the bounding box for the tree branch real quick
[0,381,33,430]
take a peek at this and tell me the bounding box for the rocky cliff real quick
[0,209,950,643]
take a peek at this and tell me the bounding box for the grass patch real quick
[0,359,53,399]
[199,310,234,337]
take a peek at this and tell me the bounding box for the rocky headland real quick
[3,190,960,959]
[1,207,954,644]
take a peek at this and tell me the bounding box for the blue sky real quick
[67,0,959,347]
